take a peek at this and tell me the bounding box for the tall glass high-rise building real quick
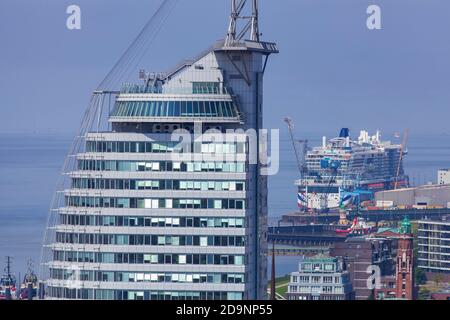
[42,0,277,300]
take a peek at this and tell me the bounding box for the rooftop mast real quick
[251,0,260,42]
[226,0,260,46]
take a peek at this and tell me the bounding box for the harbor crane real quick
[284,117,310,212]
[284,117,308,180]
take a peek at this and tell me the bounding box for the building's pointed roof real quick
[399,216,412,235]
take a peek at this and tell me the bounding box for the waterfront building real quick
[331,237,394,300]
[373,275,397,300]
[286,254,354,300]
[375,184,450,209]
[418,216,450,281]
[356,218,415,300]
[438,169,450,185]
[430,290,450,300]
[42,1,278,300]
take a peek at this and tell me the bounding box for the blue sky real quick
[1,0,450,136]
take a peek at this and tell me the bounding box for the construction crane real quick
[394,129,409,190]
[284,118,308,180]
[284,117,302,175]
[284,117,311,213]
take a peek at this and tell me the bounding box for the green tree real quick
[414,267,427,285]
[432,273,445,286]
[418,288,431,300]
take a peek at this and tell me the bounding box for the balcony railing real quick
[120,84,232,95]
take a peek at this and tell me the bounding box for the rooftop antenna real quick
[226,0,260,46]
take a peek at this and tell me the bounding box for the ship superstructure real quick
[296,128,409,212]
[0,257,16,300]
[42,0,277,300]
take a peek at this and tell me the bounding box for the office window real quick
[323,276,333,284]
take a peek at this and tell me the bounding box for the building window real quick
[323,276,333,284]
[311,286,321,294]
[322,286,332,294]
[299,276,309,283]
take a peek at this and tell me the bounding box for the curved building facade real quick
[42,3,278,300]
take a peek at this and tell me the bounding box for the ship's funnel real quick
[339,128,350,138]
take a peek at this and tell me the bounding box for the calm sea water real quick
[0,132,449,277]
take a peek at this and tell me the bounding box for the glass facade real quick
[65,197,246,209]
[111,100,239,119]
[77,160,246,173]
[50,269,245,284]
[71,178,245,191]
[47,287,243,300]
[45,31,275,299]
[120,82,228,95]
[52,251,245,265]
[59,215,245,228]
[85,141,246,154]
[55,233,246,246]
[49,127,250,299]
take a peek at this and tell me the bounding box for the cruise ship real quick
[296,128,409,212]
[41,1,278,300]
